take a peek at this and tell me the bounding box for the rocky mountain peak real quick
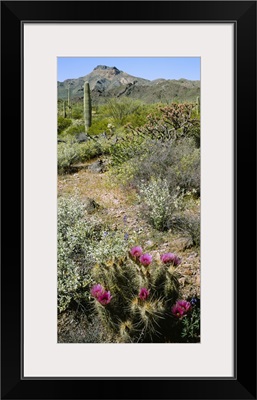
[93,65,120,74]
[58,65,200,105]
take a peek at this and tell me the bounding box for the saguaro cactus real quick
[84,81,92,133]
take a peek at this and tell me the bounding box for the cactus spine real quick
[84,81,92,133]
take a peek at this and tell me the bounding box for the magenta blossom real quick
[98,290,112,305]
[171,299,191,318]
[161,252,181,266]
[177,300,191,312]
[130,246,143,258]
[139,288,150,300]
[139,253,152,266]
[90,284,104,298]
[171,304,185,318]
[173,255,182,266]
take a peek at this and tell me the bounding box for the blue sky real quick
[57,57,200,82]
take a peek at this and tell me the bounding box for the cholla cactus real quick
[90,245,181,342]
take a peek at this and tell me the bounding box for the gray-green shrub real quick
[58,116,72,134]
[57,142,81,174]
[57,195,103,312]
[117,137,200,196]
[138,178,181,231]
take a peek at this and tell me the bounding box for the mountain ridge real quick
[58,65,200,104]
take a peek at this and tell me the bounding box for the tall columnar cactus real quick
[90,246,182,343]
[84,81,92,134]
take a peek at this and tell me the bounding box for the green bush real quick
[57,195,136,313]
[58,116,72,134]
[57,195,103,312]
[100,98,143,126]
[78,137,112,161]
[117,138,200,196]
[88,117,111,136]
[109,129,145,167]
[64,121,85,136]
[91,229,136,264]
[138,178,181,231]
[71,106,83,120]
[58,136,113,174]
[170,211,200,248]
[171,146,200,194]
[57,142,80,174]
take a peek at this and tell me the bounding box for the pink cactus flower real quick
[90,284,104,298]
[171,299,191,318]
[139,253,152,266]
[139,288,150,300]
[177,300,191,312]
[171,304,185,318]
[161,253,176,263]
[98,291,112,305]
[173,255,182,266]
[161,252,181,266]
[130,246,143,258]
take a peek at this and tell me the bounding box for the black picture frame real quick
[1,1,256,399]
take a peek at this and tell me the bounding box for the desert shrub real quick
[64,121,85,136]
[90,229,136,263]
[107,157,139,188]
[71,106,83,120]
[78,141,103,161]
[90,244,184,342]
[138,178,182,231]
[58,116,72,134]
[100,98,143,126]
[58,135,112,173]
[79,135,113,161]
[118,138,200,195]
[58,311,111,343]
[171,146,200,194]
[88,117,111,136]
[57,195,103,312]
[169,211,200,248]
[109,129,146,167]
[58,142,81,174]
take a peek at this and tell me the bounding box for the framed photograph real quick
[1,1,256,399]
